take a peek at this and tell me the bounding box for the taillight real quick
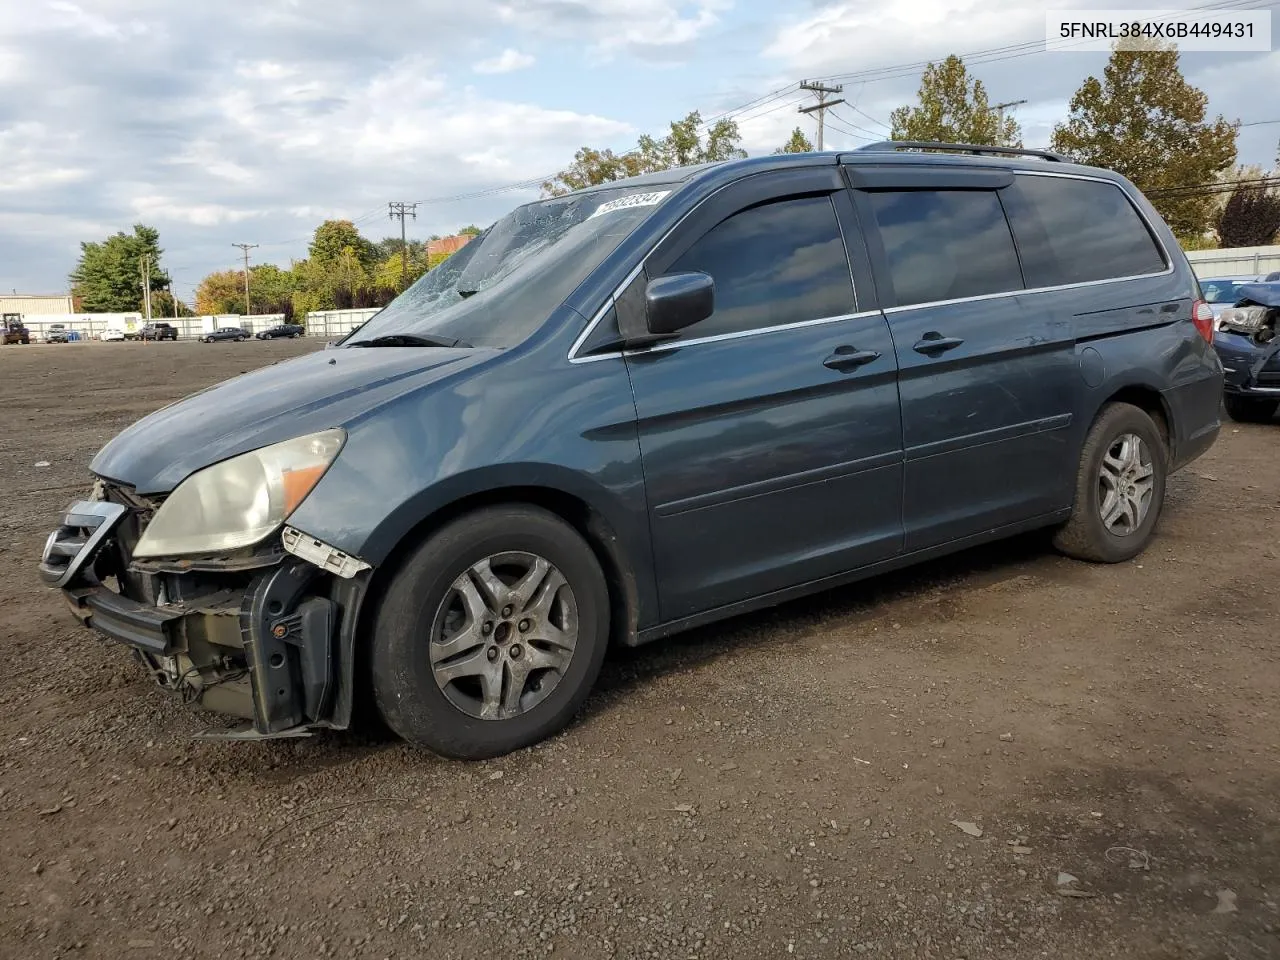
[1191,299,1215,343]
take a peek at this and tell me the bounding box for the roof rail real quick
[855,140,1071,163]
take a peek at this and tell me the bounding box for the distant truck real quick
[138,322,177,341]
[2,313,30,345]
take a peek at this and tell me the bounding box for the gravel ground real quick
[0,339,1277,960]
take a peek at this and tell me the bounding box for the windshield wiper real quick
[347,334,472,348]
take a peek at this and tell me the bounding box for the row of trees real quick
[69,221,480,320]
[547,43,1278,249]
[191,221,479,318]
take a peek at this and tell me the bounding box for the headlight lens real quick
[133,429,345,558]
[1218,305,1269,334]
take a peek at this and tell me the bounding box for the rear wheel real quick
[1054,403,1167,563]
[371,505,610,759]
[1223,394,1278,423]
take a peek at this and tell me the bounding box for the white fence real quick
[15,312,323,342]
[1186,244,1280,279]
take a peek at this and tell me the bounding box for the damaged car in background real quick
[1213,282,1280,423]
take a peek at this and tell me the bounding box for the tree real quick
[194,269,246,315]
[1217,176,1280,248]
[69,225,170,312]
[308,220,379,271]
[542,110,746,196]
[889,55,1021,147]
[775,127,814,154]
[458,224,482,236]
[1051,42,1237,242]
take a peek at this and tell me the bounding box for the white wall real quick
[1186,244,1280,279]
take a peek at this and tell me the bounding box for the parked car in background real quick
[201,327,249,342]
[139,322,178,341]
[45,324,69,343]
[1212,281,1280,423]
[1265,271,1280,282]
[41,143,1224,760]
[100,328,126,342]
[255,323,305,340]
[2,313,29,344]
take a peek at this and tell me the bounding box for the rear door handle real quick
[823,345,881,372]
[912,332,965,355]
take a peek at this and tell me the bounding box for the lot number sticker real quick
[587,191,671,220]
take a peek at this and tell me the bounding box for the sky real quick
[1,0,1277,302]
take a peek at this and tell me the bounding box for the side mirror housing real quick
[644,272,714,336]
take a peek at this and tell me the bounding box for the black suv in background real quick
[139,322,178,341]
[255,323,305,340]
[41,142,1224,760]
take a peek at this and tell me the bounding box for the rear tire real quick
[370,505,610,760]
[1053,403,1167,563]
[1223,394,1278,423]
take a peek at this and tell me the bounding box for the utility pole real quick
[232,243,258,316]
[798,80,845,151]
[139,254,152,322]
[388,202,418,289]
[992,99,1028,128]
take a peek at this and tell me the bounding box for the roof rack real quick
[855,140,1071,163]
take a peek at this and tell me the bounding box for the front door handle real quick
[823,345,881,372]
[912,332,965,355]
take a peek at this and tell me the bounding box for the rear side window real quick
[665,194,855,338]
[866,191,1023,307]
[1009,175,1167,286]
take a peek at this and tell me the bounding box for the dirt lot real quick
[0,339,1277,960]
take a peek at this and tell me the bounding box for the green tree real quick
[458,224,483,236]
[69,224,170,312]
[775,127,815,154]
[194,269,243,315]
[373,251,428,293]
[542,111,746,196]
[1051,42,1237,241]
[308,220,379,271]
[889,55,1021,147]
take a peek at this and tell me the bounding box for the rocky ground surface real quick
[0,339,1276,960]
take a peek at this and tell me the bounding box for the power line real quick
[231,242,258,316]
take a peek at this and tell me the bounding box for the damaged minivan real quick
[41,143,1224,759]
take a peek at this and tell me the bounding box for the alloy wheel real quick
[1097,432,1154,536]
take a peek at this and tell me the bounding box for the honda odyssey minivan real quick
[41,142,1223,759]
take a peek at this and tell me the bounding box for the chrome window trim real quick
[567,167,1180,361]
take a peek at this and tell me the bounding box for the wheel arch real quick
[1091,381,1173,462]
[354,482,643,668]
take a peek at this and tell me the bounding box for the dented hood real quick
[1233,283,1280,308]
[91,346,495,494]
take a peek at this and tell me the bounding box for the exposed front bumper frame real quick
[42,498,363,738]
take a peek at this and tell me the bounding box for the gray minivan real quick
[40,142,1223,759]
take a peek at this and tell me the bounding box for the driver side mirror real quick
[645,272,715,336]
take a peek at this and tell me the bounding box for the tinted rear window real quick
[1009,175,1167,286]
[866,190,1024,307]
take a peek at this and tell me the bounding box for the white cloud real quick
[130,197,259,227]
[473,48,535,74]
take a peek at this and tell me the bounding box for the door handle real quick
[823,345,881,372]
[912,331,965,355]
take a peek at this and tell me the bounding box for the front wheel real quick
[1053,403,1168,563]
[1224,394,1278,423]
[371,505,610,760]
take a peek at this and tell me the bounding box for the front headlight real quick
[133,429,345,558]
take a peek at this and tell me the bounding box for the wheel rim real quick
[1098,432,1154,537]
[428,551,579,721]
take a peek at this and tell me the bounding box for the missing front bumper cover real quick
[282,527,371,579]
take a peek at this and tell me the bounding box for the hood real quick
[1233,283,1280,308]
[91,346,496,494]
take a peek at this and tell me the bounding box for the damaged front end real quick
[39,480,371,740]
[1215,283,1280,396]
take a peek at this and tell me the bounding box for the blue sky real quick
[0,0,1277,301]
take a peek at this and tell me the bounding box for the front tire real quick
[1224,394,1278,423]
[371,505,610,760]
[1053,403,1167,563]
